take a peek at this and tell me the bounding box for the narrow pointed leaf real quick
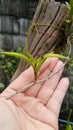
[43,52,67,60]
[35,57,43,64]
[35,58,45,74]
[1,52,33,66]
[24,50,35,63]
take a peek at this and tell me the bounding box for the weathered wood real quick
[29,1,60,55]
[11,0,68,82]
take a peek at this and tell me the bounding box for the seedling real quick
[0,0,73,99]
[1,51,68,79]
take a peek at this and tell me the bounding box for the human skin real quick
[0,58,69,130]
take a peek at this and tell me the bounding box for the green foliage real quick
[66,2,71,11]
[65,0,73,37]
[66,0,73,23]
[66,125,72,130]
[1,50,68,79]
[0,83,5,90]
[66,0,73,15]
[0,47,23,85]
[69,0,73,16]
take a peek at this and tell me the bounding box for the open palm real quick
[0,58,69,130]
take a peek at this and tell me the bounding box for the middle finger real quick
[37,60,64,104]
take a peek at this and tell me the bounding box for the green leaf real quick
[1,52,34,66]
[65,124,72,130]
[66,0,73,19]
[35,58,45,74]
[70,0,73,15]
[66,2,71,10]
[43,52,67,60]
[34,52,68,77]
[17,47,23,53]
[7,62,13,67]
[0,83,5,90]
[24,50,35,63]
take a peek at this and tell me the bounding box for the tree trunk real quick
[11,0,68,82]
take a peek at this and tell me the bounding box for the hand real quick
[0,58,69,130]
